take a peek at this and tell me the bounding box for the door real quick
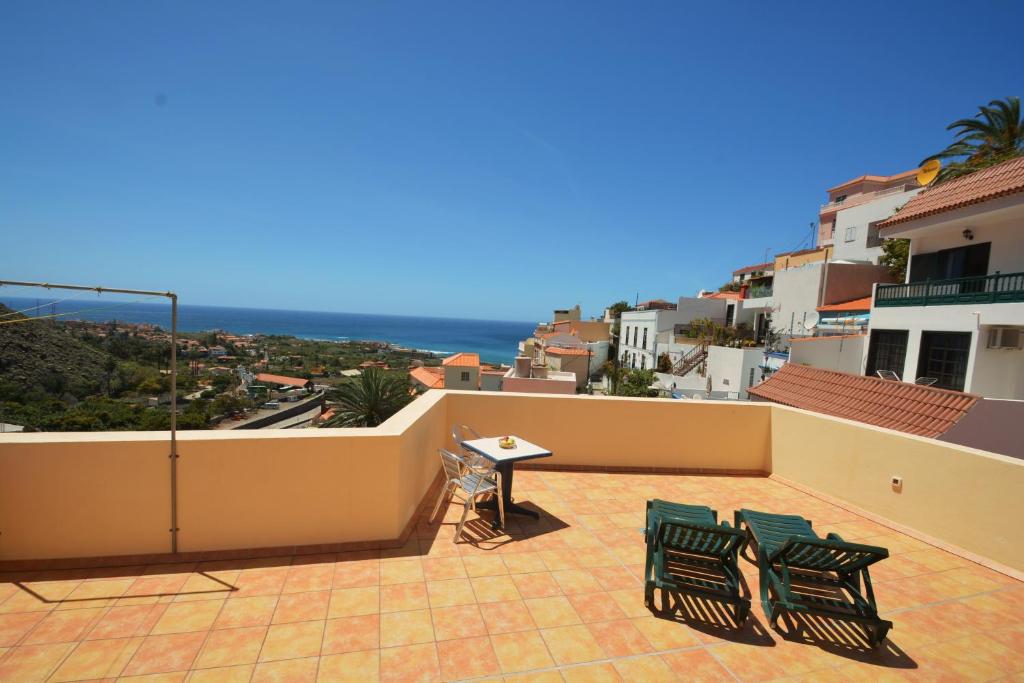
[866,329,909,379]
[916,332,971,391]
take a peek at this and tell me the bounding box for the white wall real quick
[658,344,766,399]
[771,262,826,341]
[789,335,867,375]
[675,297,727,324]
[833,188,922,263]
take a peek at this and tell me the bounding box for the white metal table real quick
[461,436,552,529]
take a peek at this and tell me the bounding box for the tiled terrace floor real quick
[1,470,1023,682]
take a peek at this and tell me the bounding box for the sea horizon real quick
[0,296,535,365]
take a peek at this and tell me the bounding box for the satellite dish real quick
[803,311,819,331]
[917,159,941,186]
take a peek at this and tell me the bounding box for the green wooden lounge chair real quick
[644,499,750,625]
[734,508,892,647]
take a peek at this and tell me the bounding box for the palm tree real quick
[923,97,1023,183]
[322,368,413,427]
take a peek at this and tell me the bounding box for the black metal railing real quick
[875,271,1024,307]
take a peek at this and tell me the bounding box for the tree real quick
[322,368,413,427]
[613,369,658,397]
[880,238,910,281]
[923,97,1023,183]
[657,353,673,373]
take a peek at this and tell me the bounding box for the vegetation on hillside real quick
[923,96,1023,183]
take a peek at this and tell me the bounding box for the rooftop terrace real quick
[1,391,1023,680]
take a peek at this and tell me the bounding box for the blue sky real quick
[1,2,1021,322]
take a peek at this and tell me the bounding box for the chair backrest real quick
[778,537,888,573]
[451,424,482,450]
[438,449,467,481]
[658,517,743,557]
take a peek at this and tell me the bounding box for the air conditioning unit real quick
[987,327,1022,350]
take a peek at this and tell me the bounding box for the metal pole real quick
[0,279,180,554]
[170,295,179,553]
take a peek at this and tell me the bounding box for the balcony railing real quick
[820,184,913,212]
[747,285,773,299]
[875,271,1024,307]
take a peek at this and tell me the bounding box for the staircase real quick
[672,342,708,377]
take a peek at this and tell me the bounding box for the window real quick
[866,329,909,379]
[834,194,847,204]
[642,328,648,349]
[909,242,990,283]
[725,304,734,327]
[460,371,470,382]
[631,353,637,369]
[640,355,646,370]
[623,326,629,345]
[633,327,638,346]
[844,226,856,242]
[866,221,883,248]
[917,332,971,391]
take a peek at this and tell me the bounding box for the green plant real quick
[322,368,413,427]
[613,369,658,397]
[880,238,910,281]
[657,353,673,373]
[923,96,1023,183]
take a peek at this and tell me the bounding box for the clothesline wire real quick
[0,294,165,326]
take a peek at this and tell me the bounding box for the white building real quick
[866,156,1024,398]
[618,297,727,370]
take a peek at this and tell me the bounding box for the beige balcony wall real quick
[445,391,771,472]
[0,433,169,560]
[770,406,1024,573]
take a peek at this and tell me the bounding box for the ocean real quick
[0,296,534,365]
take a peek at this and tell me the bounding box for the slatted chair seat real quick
[735,508,892,647]
[644,499,750,625]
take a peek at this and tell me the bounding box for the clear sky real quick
[1,2,1021,322]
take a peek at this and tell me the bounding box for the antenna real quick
[917,159,941,186]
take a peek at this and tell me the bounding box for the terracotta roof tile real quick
[879,156,1024,228]
[545,346,590,356]
[442,352,480,367]
[703,291,743,300]
[816,297,872,312]
[254,373,312,387]
[732,262,773,275]
[409,367,444,389]
[748,364,979,438]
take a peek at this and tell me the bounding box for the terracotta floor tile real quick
[472,575,522,603]
[426,579,476,608]
[272,590,329,624]
[539,624,606,665]
[585,618,653,657]
[660,649,733,681]
[551,569,604,595]
[61,577,134,607]
[319,649,380,682]
[251,655,319,683]
[489,630,555,673]
[481,599,537,635]
[524,596,581,629]
[0,611,46,646]
[437,635,500,680]
[150,600,224,635]
[124,575,190,599]
[430,604,487,641]
[611,653,680,682]
[380,582,429,613]
[258,620,325,662]
[462,556,509,578]
[333,563,380,589]
[230,569,288,599]
[193,625,266,669]
[380,609,434,647]
[512,572,562,599]
[567,592,628,623]
[380,560,425,586]
[560,661,623,682]
[0,642,76,682]
[123,631,207,676]
[589,567,639,592]
[282,565,334,594]
[213,595,278,630]
[0,588,57,614]
[501,553,548,575]
[117,670,188,682]
[322,614,380,655]
[186,664,255,682]
[606,588,649,618]
[630,615,700,651]
[173,573,235,603]
[328,587,379,618]
[537,550,581,571]
[49,637,130,682]
[502,670,565,683]
[422,558,466,582]
[380,642,440,683]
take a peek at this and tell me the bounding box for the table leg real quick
[478,462,540,529]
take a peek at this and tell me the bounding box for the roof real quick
[409,367,444,389]
[816,297,873,312]
[747,364,979,438]
[879,156,1024,228]
[254,373,312,388]
[732,262,773,275]
[826,168,918,193]
[545,346,590,356]
[702,291,743,300]
[442,352,480,367]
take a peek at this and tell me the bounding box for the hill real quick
[0,304,110,398]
